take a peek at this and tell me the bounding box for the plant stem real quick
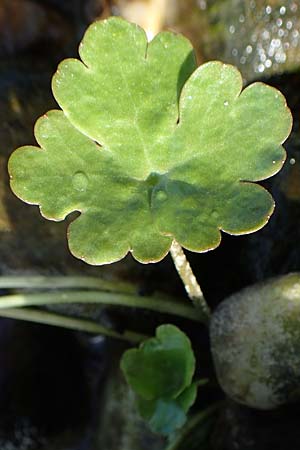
[166,402,222,450]
[0,307,146,343]
[119,0,168,40]
[170,241,211,321]
[146,0,168,38]
[0,275,136,294]
[0,290,206,323]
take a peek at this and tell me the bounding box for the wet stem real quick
[0,275,207,343]
[170,240,211,323]
[0,241,211,340]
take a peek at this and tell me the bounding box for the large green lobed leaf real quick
[8,17,292,265]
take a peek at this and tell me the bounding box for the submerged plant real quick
[121,324,198,436]
[7,15,293,442]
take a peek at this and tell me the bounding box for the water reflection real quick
[199,0,300,81]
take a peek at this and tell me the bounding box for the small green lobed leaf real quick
[120,324,195,401]
[137,383,197,435]
[8,17,292,265]
[132,367,197,436]
[176,382,198,412]
[137,397,188,437]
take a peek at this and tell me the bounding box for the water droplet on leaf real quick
[155,190,168,202]
[211,210,219,220]
[72,171,89,192]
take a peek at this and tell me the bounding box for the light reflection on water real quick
[200,1,300,81]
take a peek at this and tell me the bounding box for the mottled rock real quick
[210,273,300,409]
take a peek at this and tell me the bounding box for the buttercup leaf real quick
[120,324,196,401]
[52,17,197,179]
[176,382,198,412]
[137,383,197,436]
[9,111,172,264]
[8,17,292,264]
[137,397,187,436]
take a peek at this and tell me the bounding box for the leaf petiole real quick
[0,289,207,323]
[166,402,222,450]
[0,275,136,294]
[170,241,211,322]
[0,307,147,343]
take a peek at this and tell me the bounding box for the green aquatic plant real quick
[121,324,198,436]
[8,17,291,267]
[6,15,293,442]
